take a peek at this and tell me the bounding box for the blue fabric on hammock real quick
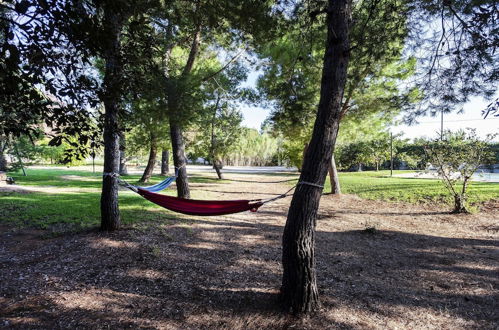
[136,176,176,192]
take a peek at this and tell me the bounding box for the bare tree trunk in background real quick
[281,0,351,314]
[100,8,127,231]
[165,23,200,199]
[139,135,158,183]
[119,150,128,176]
[328,154,341,194]
[0,142,7,171]
[0,154,6,172]
[161,150,169,175]
[213,159,224,180]
[170,121,190,198]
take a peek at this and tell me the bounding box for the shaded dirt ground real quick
[1,173,498,329]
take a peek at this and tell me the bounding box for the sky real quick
[239,72,499,141]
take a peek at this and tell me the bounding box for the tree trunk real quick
[453,194,468,213]
[119,150,128,176]
[328,154,341,194]
[170,122,190,198]
[14,144,26,176]
[357,163,362,171]
[0,139,7,172]
[164,24,200,199]
[281,0,351,314]
[213,159,224,180]
[139,136,158,183]
[453,179,469,213]
[161,150,169,176]
[100,9,126,231]
[0,153,7,172]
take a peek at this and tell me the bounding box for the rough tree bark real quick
[328,154,341,194]
[170,120,190,198]
[281,0,351,314]
[100,8,126,231]
[161,149,169,176]
[139,135,158,183]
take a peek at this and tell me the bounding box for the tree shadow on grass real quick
[0,213,498,328]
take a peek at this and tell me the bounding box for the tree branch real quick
[200,48,246,82]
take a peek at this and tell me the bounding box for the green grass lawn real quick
[324,170,498,205]
[0,168,215,230]
[0,168,497,230]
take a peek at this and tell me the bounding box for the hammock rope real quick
[103,163,188,193]
[108,168,324,217]
[114,174,298,216]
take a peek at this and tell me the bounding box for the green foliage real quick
[189,104,243,164]
[224,128,280,166]
[257,0,417,166]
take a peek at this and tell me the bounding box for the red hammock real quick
[137,188,264,216]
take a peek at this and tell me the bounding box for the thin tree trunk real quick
[328,154,341,194]
[119,150,128,175]
[281,0,351,314]
[14,144,26,176]
[100,9,126,231]
[170,121,190,198]
[213,159,224,180]
[161,150,169,176]
[164,23,200,199]
[0,153,7,172]
[453,194,467,213]
[119,132,128,176]
[453,179,469,213]
[210,96,222,179]
[139,136,158,183]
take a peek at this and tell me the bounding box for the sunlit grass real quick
[1,167,213,229]
[323,170,498,205]
[1,168,497,229]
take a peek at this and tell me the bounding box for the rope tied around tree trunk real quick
[102,172,120,178]
[297,181,324,189]
[174,163,186,176]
